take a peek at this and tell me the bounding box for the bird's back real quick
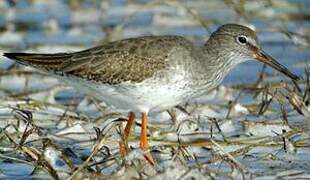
[4,35,195,85]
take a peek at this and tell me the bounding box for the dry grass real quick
[0,0,309,179]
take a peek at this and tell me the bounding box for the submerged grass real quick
[0,70,308,179]
[0,0,309,179]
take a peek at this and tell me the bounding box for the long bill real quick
[253,49,300,82]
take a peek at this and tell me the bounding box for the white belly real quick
[61,75,193,113]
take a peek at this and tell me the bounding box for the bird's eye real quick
[237,35,247,45]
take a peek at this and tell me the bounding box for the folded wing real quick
[3,36,191,84]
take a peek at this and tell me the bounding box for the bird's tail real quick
[3,52,73,71]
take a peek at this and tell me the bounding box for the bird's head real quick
[208,24,299,81]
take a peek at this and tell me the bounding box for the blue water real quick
[0,0,308,101]
[0,0,309,179]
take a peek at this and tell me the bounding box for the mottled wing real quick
[3,36,192,84]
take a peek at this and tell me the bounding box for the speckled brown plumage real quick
[3,24,299,113]
[4,36,194,84]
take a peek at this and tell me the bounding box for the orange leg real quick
[124,112,135,140]
[120,112,135,156]
[140,112,155,165]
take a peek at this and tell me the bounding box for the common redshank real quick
[3,24,299,164]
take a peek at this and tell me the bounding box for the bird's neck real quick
[199,40,241,86]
